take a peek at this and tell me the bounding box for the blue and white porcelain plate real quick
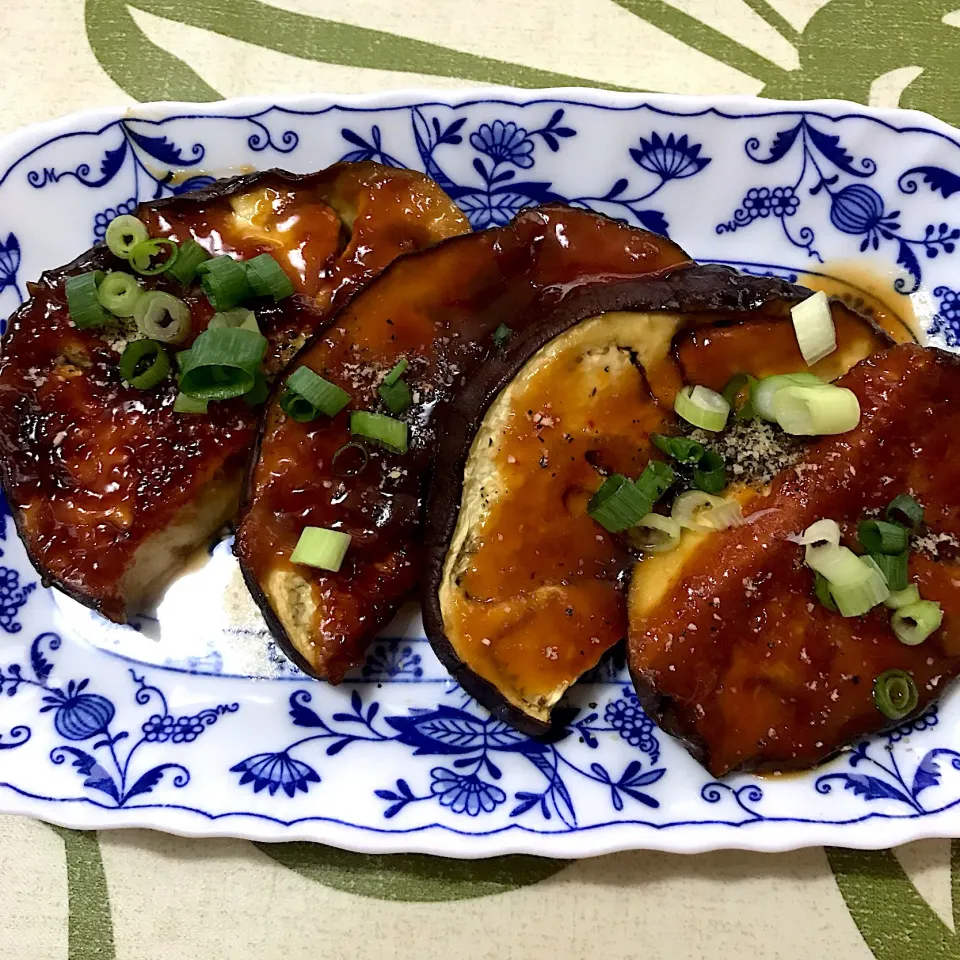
[2,90,960,857]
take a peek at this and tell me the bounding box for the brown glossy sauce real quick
[629,345,960,776]
[236,206,692,680]
[0,163,470,619]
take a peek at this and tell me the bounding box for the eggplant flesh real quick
[422,266,897,734]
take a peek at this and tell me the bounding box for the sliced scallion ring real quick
[128,238,179,276]
[65,271,110,329]
[674,384,730,432]
[790,518,841,547]
[586,474,651,533]
[891,600,943,646]
[884,583,921,610]
[887,493,924,529]
[858,519,909,555]
[635,461,676,503]
[197,255,253,311]
[692,448,726,494]
[134,291,192,344]
[283,367,350,421]
[873,669,919,720]
[244,253,295,301]
[119,339,170,390]
[808,548,889,616]
[105,215,149,260]
[167,239,210,285]
[96,271,143,318]
[627,513,682,554]
[869,551,908,592]
[177,327,267,400]
[383,359,408,386]
[350,411,408,454]
[671,490,744,533]
[208,308,259,334]
[379,378,412,415]
[814,572,839,612]
[773,384,860,436]
[243,373,269,407]
[651,433,705,465]
[332,442,369,477]
[173,392,208,414]
[290,526,352,572]
[722,373,759,421]
[791,290,837,366]
[752,372,824,421]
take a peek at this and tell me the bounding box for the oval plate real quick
[1,90,960,857]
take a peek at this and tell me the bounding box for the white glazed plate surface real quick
[1,90,960,857]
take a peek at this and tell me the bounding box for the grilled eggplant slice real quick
[422,266,897,733]
[628,343,960,776]
[0,163,469,621]
[235,204,692,682]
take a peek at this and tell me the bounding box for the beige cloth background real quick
[1,1,958,957]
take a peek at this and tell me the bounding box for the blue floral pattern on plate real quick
[1,92,960,855]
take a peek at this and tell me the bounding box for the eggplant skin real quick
[421,265,831,734]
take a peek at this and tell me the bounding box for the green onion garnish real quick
[350,411,408,454]
[869,551,908,591]
[382,359,408,386]
[134,291,192,344]
[886,494,924,530]
[290,526,352,572]
[105,215,149,260]
[791,290,836,366]
[674,384,730,432]
[177,327,267,401]
[858,519,909,556]
[587,474,653,533]
[332,442,369,477]
[873,668,919,720]
[722,373,758,421]
[244,373,269,407]
[814,572,839,612]
[379,378,412,415]
[635,460,675,503]
[281,367,351,422]
[671,490,743,532]
[805,543,889,616]
[119,339,170,390]
[197,255,253,311]
[884,583,921,610]
[493,324,512,348]
[97,271,143,318]
[173,392,208,414]
[244,253,295,301]
[651,433,705,465]
[693,448,726,494]
[627,513,682,554]
[65,272,110,329]
[773,384,861,436]
[752,372,823,421]
[208,308,260,334]
[166,239,210,285]
[891,600,943,647]
[128,238,179,276]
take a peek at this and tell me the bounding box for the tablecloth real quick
[0,1,958,957]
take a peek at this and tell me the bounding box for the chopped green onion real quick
[752,372,824,421]
[858,519,909,555]
[282,367,351,421]
[493,324,512,348]
[692,448,726,494]
[65,272,110,329]
[383,359,408,386]
[197,255,253,311]
[671,490,744,533]
[244,253,295,301]
[166,238,210,285]
[208,308,260,334]
[587,474,651,533]
[892,600,943,646]
[886,494,924,530]
[350,411,408,454]
[722,373,759,421]
[627,513,682,554]
[791,518,841,547]
[814,572,839,612]
[791,290,836,366]
[128,238,179,276]
[134,291,192,344]
[884,583,921,610]
[635,460,676,503]
[379,378,412,415]
[105,215,149,260]
[173,392,208,414]
[96,271,143,317]
[869,551,908,591]
[177,328,267,401]
[651,433,704,465]
[873,669,919,720]
[332,442,369,477]
[674,384,730,432]
[244,373,269,407]
[773,384,860,436]
[290,526,352,572]
[119,339,170,390]
[810,550,889,616]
